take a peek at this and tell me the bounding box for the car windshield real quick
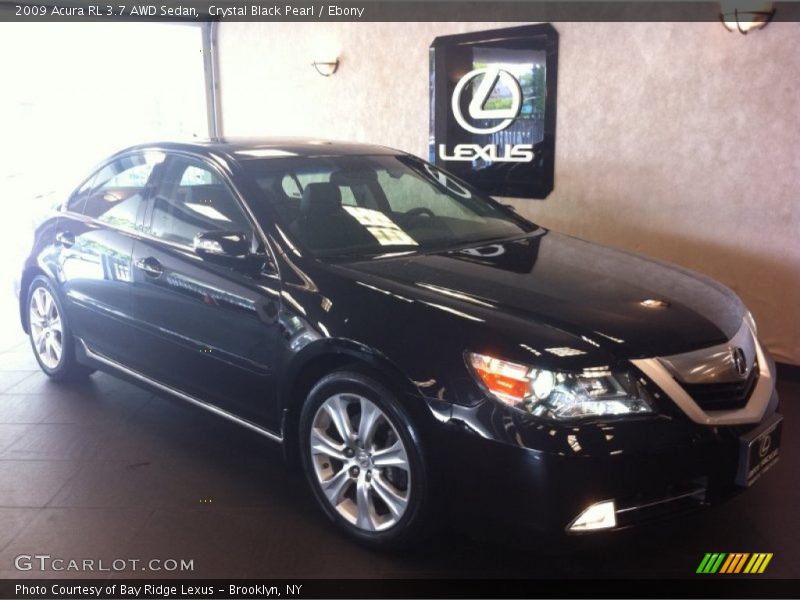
[242,154,535,259]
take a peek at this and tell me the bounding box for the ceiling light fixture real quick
[719,1,775,34]
[311,58,339,77]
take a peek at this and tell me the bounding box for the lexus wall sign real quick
[429,24,559,198]
[443,67,533,163]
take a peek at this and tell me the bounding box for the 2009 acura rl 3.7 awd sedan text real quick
[15,139,781,548]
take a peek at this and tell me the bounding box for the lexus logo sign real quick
[429,23,559,198]
[451,67,523,134]
[442,67,533,163]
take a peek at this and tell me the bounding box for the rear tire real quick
[299,370,431,549]
[27,276,93,381]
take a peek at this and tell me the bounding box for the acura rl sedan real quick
[14,139,781,548]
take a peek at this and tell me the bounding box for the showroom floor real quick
[0,304,797,580]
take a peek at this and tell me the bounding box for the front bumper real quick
[425,351,780,536]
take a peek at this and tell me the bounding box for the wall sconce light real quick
[719,1,775,34]
[311,58,339,77]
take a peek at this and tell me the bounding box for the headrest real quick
[301,182,342,216]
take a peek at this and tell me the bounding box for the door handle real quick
[134,257,164,278]
[55,230,75,248]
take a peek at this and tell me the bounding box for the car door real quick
[130,153,282,431]
[57,151,164,364]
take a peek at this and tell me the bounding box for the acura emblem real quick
[731,347,748,378]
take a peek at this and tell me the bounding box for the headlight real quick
[466,352,654,420]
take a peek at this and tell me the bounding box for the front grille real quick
[679,365,759,411]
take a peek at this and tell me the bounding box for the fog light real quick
[568,500,617,532]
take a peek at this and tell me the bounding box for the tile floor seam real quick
[0,510,38,556]
[0,372,39,394]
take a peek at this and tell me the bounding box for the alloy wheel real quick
[29,286,63,369]
[309,393,411,532]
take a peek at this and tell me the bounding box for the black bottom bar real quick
[2,578,799,600]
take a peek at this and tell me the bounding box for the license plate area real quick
[736,413,782,487]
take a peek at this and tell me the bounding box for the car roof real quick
[117,137,403,161]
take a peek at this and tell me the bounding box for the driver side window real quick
[148,157,253,248]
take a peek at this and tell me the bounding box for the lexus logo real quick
[759,434,771,458]
[451,67,523,134]
[731,347,748,378]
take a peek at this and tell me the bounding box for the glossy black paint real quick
[129,236,283,429]
[55,210,142,365]
[15,139,776,535]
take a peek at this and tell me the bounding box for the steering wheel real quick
[405,207,436,219]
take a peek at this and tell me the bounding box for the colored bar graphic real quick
[753,554,766,573]
[698,553,727,574]
[710,553,726,573]
[719,554,735,574]
[758,554,773,573]
[733,553,750,573]
[701,552,772,574]
[719,553,749,573]
[696,553,713,574]
[744,554,759,573]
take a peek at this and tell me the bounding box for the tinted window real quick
[244,154,534,258]
[68,152,164,231]
[148,157,253,247]
[280,171,358,206]
[378,165,478,220]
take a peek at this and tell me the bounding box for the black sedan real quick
[14,139,781,548]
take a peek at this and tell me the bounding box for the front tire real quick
[27,276,93,381]
[299,370,431,549]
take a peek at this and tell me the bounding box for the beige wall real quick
[218,21,800,365]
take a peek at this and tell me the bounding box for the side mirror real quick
[193,231,250,260]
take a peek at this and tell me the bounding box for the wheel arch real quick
[278,339,423,463]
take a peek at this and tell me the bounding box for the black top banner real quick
[3,1,800,22]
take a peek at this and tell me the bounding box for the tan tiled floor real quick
[0,297,798,579]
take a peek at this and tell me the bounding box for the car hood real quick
[334,230,745,359]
